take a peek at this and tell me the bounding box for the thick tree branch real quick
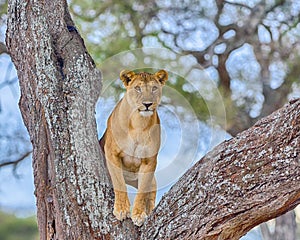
[141,98,300,239]
[7,1,140,239]
[6,0,299,239]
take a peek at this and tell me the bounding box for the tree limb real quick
[0,150,32,168]
[141,98,300,239]
[223,0,252,10]
[6,0,300,238]
[0,150,32,178]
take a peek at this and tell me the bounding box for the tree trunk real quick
[6,0,133,239]
[6,0,300,239]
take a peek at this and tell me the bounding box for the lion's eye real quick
[135,86,142,93]
[152,86,158,92]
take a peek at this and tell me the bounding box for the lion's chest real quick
[120,141,147,174]
[122,130,156,159]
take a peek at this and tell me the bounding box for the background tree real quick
[64,1,300,237]
[5,0,300,240]
[69,0,300,134]
[1,0,300,238]
[0,51,32,177]
[57,0,300,238]
[0,210,38,240]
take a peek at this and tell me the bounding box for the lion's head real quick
[120,70,168,117]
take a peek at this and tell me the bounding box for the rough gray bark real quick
[6,0,136,239]
[6,0,300,239]
[140,98,300,239]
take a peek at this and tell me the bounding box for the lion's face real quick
[120,70,168,117]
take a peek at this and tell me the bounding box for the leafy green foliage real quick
[0,211,38,240]
[167,75,209,120]
[0,0,7,16]
[67,0,300,134]
[69,0,152,62]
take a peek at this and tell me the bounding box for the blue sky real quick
[0,54,35,216]
[1,1,300,236]
[0,52,272,240]
[0,51,230,215]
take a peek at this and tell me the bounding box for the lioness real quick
[100,69,168,226]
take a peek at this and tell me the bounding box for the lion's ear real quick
[120,70,135,87]
[155,70,168,85]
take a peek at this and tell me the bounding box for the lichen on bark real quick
[141,100,300,239]
[6,0,300,239]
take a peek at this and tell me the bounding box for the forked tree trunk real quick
[6,0,300,239]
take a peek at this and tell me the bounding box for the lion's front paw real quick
[113,207,130,221]
[113,196,130,221]
[131,210,147,226]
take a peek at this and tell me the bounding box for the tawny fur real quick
[100,69,168,226]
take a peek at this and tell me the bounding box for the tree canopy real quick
[1,0,300,239]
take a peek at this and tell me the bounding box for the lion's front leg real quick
[131,158,157,226]
[146,177,157,215]
[106,153,130,221]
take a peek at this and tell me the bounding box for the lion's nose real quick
[143,102,153,110]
